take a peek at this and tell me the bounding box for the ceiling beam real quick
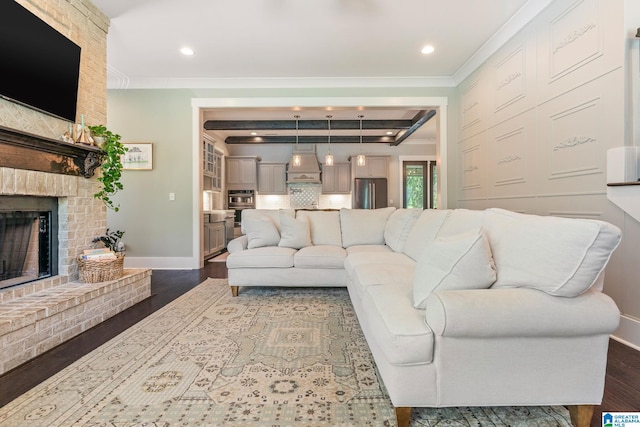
[224,135,398,145]
[204,119,415,131]
[391,109,436,146]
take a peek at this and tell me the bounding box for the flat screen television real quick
[0,1,81,123]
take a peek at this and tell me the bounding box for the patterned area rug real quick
[0,279,573,426]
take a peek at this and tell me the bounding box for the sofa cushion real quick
[484,208,622,297]
[345,245,393,255]
[384,208,423,252]
[350,263,416,301]
[403,209,450,261]
[296,210,342,246]
[358,280,434,366]
[278,213,311,249]
[344,252,415,278]
[241,209,295,234]
[226,247,296,268]
[413,233,496,309]
[244,215,280,249]
[339,207,396,247]
[294,245,346,269]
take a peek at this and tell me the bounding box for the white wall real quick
[453,0,640,348]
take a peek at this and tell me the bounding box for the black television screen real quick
[0,1,81,122]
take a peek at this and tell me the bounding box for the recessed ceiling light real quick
[421,45,435,55]
[386,131,393,135]
[180,47,194,56]
[251,132,257,136]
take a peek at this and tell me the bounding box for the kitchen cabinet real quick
[322,163,351,194]
[258,163,287,195]
[352,155,389,178]
[203,139,222,191]
[226,156,259,190]
[204,219,225,258]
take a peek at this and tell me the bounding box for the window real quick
[403,160,437,209]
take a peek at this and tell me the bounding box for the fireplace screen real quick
[0,196,58,290]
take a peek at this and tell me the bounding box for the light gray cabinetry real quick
[226,156,258,190]
[203,139,222,192]
[258,163,287,195]
[322,163,351,194]
[352,156,389,178]
[204,220,225,258]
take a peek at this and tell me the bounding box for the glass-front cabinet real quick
[203,138,222,192]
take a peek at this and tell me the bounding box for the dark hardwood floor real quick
[0,261,638,427]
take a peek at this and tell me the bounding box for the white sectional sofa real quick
[226,207,622,427]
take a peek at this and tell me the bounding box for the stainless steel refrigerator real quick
[353,178,388,209]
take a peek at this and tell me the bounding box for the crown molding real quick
[452,0,554,85]
[106,75,456,90]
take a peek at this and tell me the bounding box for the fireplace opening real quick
[0,196,58,290]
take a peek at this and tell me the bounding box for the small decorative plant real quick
[92,229,125,253]
[88,125,128,212]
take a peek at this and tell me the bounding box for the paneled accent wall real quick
[456,0,623,209]
[454,0,640,347]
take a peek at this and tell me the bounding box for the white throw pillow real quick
[484,208,622,297]
[244,215,280,249]
[413,232,496,309]
[340,207,396,247]
[241,209,295,234]
[278,213,312,249]
[403,209,451,261]
[384,208,423,252]
[296,210,342,246]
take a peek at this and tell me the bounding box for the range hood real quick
[287,145,321,184]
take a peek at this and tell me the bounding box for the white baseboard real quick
[123,257,199,270]
[612,315,640,351]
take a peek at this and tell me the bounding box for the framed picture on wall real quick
[122,143,153,170]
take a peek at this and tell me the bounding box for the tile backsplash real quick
[255,186,352,210]
[289,185,321,209]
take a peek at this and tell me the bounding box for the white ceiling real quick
[91,0,550,144]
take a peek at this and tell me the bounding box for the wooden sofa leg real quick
[568,405,595,427]
[395,407,411,427]
[231,286,238,297]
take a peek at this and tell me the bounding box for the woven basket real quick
[77,254,124,283]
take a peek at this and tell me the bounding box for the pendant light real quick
[356,115,366,167]
[292,115,301,167]
[325,115,334,166]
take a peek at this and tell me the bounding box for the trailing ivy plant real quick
[88,125,128,212]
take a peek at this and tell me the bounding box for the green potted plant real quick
[92,228,125,254]
[88,125,128,212]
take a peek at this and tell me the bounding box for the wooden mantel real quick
[0,125,103,178]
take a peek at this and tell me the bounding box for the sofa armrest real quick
[227,235,248,253]
[425,287,620,338]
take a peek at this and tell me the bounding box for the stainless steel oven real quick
[228,190,255,227]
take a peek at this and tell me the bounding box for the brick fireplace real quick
[0,166,103,291]
[0,163,152,375]
[0,129,151,376]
